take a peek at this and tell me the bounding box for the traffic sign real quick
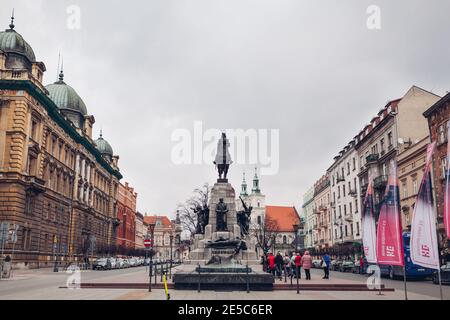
[144,239,152,247]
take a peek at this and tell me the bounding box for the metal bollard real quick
[154,263,157,285]
[246,263,250,293]
[197,263,201,293]
[160,263,163,282]
[148,261,153,292]
[284,266,287,283]
[296,266,300,294]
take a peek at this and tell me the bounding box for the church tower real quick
[240,172,248,197]
[251,166,261,194]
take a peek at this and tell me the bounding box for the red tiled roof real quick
[143,215,172,228]
[265,206,300,232]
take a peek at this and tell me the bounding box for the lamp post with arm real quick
[169,234,173,279]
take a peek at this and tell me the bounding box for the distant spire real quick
[99,129,103,138]
[252,166,260,194]
[9,9,15,30]
[240,171,248,196]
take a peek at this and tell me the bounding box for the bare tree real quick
[177,183,210,240]
[251,215,281,256]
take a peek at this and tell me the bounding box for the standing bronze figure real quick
[213,132,233,180]
[215,198,228,231]
[237,196,252,237]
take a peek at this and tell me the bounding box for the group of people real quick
[264,251,331,280]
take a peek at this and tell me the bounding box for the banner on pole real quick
[444,122,450,240]
[411,142,440,269]
[362,177,377,263]
[376,161,404,266]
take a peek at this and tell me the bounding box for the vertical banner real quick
[410,142,440,269]
[362,178,377,263]
[445,122,450,240]
[376,160,404,266]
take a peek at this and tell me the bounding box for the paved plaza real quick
[0,266,448,300]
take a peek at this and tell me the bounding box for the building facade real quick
[328,140,362,251]
[0,20,122,268]
[313,174,332,249]
[135,211,147,249]
[397,136,428,230]
[116,182,137,249]
[143,215,182,260]
[301,186,315,249]
[265,206,301,254]
[355,86,440,228]
[423,92,450,251]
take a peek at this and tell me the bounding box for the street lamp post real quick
[293,224,299,252]
[169,234,173,279]
[148,222,156,292]
[292,223,300,294]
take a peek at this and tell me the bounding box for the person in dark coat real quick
[275,252,283,280]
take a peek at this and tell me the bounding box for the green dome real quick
[0,27,36,62]
[45,72,88,116]
[95,133,114,156]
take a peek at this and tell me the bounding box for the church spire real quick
[252,166,261,194]
[240,171,248,196]
[9,9,15,30]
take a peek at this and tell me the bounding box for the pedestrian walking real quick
[294,252,302,279]
[359,256,365,274]
[283,253,291,278]
[268,252,275,276]
[275,252,283,280]
[322,252,331,279]
[301,250,312,280]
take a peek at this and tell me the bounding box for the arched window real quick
[283,235,287,244]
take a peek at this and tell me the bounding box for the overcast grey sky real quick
[3,0,450,217]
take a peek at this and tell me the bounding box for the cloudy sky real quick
[3,0,450,217]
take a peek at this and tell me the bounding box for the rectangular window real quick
[388,132,393,148]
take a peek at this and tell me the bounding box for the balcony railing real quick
[0,69,46,92]
[313,208,320,215]
[344,214,353,222]
[337,174,345,183]
[360,183,368,195]
[366,153,379,163]
[319,204,327,211]
[348,188,357,197]
[374,175,388,190]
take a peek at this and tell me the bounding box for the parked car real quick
[433,263,450,285]
[144,258,150,266]
[123,259,130,268]
[93,258,111,270]
[109,257,117,269]
[312,259,322,268]
[116,258,125,269]
[339,260,354,272]
[129,258,137,267]
[331,259,342,271]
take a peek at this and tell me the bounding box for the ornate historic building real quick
[327,140,361,251]
[397,136,428,230]
[313,174,332,250]
[143,214,182,260]
[423,92,450,251]
[117,182,137,249]
[355,86,440,225]
[0,18,122,268]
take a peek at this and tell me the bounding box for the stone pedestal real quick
[187,181,259,265]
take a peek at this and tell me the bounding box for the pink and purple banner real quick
[445,123,450,240]
[376,161,404,266]
[410,142,440,269]
[362,178,377,263]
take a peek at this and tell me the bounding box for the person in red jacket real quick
[268,252,275,276]
[294,252,302,279]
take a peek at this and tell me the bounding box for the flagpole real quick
[438,266,444,300]
[402,265,408,300]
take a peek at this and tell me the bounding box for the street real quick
[0,266,448,300]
